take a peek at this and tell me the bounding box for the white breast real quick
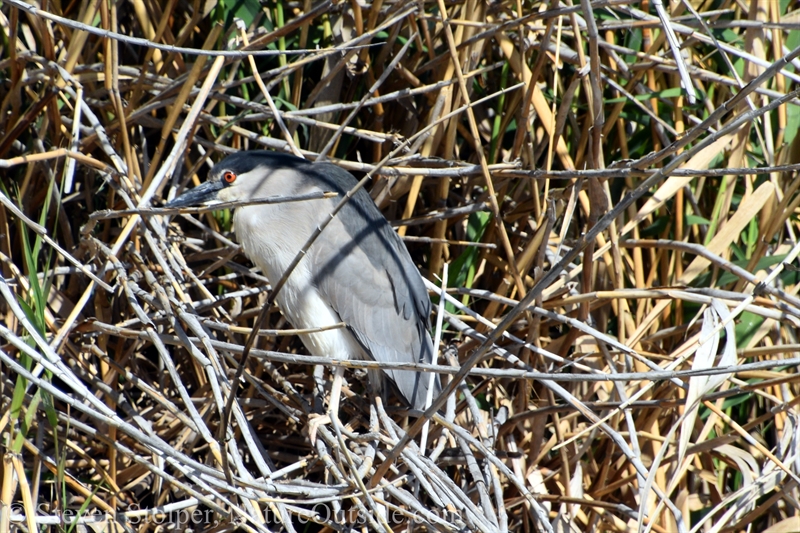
[233,205,365,361]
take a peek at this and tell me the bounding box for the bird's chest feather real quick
[232,205,362,359]
[233,205,316,279]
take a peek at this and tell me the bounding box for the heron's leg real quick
[313,364,325,413]
[366,369,384,405]
[328,366,344,422]
[308,366,345,443]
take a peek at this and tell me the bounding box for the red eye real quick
[223,171,236,184]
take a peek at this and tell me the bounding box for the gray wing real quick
[309,181,439,410]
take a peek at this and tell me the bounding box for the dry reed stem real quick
[1,0,800,532]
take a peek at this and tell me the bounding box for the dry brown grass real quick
[2,0,800,531]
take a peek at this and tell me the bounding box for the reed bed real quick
[2,0,800,531]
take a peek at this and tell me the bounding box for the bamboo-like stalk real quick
[1,0,800,531]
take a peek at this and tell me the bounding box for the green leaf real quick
[10,372,27,423]
[67,483,104,533]
[272,95,298,112]
[640,216,668,238]
[787,99,800,146]
[685,215,710,226]
[735,311,763,350]
[12,387,42,452]
[19,218,44,331]
[720,392,752,411]
[694,253,797,289]
[489,62,510,165]
[449,211,491,287]
[606,87,685,104]
[42,386,58,429]
[214,208,233,232]
[222,0,262,29]
[447,211,492,311]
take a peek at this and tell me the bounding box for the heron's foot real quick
[307,413,331,445]
[308,368,345,444]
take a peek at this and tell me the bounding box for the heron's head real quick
[166,151,313,208]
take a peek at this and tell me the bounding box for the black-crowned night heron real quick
[167,150,439,421]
